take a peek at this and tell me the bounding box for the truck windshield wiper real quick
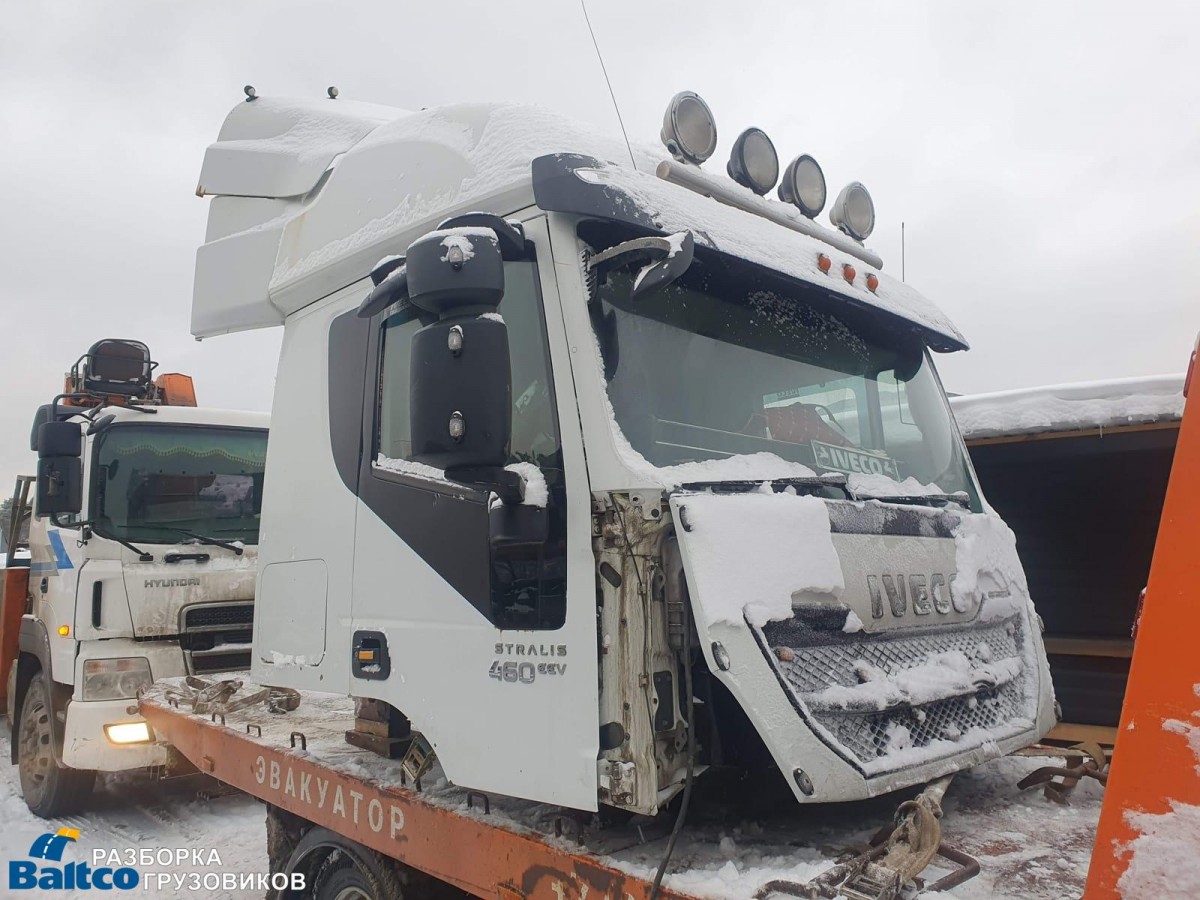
[679,475,851,498]
[848,491,971,510]
[160,527,245,556]
[105,533,154,562]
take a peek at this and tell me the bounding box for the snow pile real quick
[504,461,548,508]
[1117,684,1200,897]
[374,453,456,486]
[952,513,1029,623]
[848,472,948,499]
[437,226,493,262]
[950,374,1184,440]
[675,490,843,628]
[809,651,1023,712]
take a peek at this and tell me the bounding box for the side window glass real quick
[375,258,567,630]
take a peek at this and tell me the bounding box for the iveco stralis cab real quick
[5,340,268,816]
[190,89,1055,816]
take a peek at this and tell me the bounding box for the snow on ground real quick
[950,374,1184,440]
[0,733,269,899]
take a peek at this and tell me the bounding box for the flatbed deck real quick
[140,680,1102,899]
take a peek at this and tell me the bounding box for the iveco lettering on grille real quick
[866,573,974,618]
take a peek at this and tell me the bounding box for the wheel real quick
[312,858,401,900]
[281,826,465,900]
[17,672,95,818]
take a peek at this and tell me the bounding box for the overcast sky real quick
[1,1,1196,489]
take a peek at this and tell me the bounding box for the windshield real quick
[585,229,979,508]
[92,424,268,544]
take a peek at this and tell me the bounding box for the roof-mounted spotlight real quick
[778,155,826,218]
[829,182,876,241]
[661,91,718,165]
[727,128,778,195]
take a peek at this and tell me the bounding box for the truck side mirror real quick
[406,227,515,495]
[35,421,83,518]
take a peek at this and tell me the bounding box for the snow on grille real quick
[762,617,1029,769]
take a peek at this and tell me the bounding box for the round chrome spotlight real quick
[778,154,827,218]
[660,91,718,165]
[727,127,779,195]
[829,181,876,241]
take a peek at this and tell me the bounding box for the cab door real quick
[346,215,599,809]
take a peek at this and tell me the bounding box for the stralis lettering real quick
[494,643,567,657]
[254,755,405,839]
[144,577,201,588]
[867,573,974,619]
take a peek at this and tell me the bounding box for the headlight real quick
[82,658,152,701]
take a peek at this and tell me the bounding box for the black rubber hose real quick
[650,600,696,898]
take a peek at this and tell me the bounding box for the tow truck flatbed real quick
[140,680,1103,899]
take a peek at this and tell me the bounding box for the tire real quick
[17,672,95,818]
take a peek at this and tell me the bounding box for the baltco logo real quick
[9,828,139,891]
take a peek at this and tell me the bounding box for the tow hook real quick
[753,775,979,899]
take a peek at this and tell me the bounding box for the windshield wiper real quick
[160,527,245,556]
[679,475,851,498]
[105,533,154,562]
[848,491,971,510]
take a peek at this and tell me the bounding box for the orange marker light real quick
[57,625,70,637]
[842,264,856,284]
[817,254,832,274]
[866,273,879,293]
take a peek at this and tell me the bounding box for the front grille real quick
[184,604,254,630]
[182,602,254,675]
[761,617,1030,772]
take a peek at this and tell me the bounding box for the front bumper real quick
[60,697,169,771]
[702,609,1055,803]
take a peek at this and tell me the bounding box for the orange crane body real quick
[1086,337,1200,896]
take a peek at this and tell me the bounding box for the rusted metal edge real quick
[141,694,698,900]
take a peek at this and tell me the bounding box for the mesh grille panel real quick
[184,603,254,629]
[763,617,1030,767]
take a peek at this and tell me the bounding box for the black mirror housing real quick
[36,457,82,517]
[37,421,82,458]
[409,316,511,470]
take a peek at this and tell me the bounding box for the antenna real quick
[579,0,637,172]
[901,221,906,282]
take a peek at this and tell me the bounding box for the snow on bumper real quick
[670,491,1056,802]
[61,697,169,771]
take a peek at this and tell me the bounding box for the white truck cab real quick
[192,91,1055,816]
[5,340,268,817]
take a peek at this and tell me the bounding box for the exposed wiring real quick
[650,584,696,899]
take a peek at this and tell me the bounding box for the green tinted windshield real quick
[587,235,979,507]
[93,424,268,544]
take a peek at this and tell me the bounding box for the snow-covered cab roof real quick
[192,96,967,351]
[950,374,1184,441]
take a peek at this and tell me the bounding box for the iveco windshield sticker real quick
[811,440,900,479]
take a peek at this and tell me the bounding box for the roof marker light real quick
[817,254,832,274]
[843,264,856,284]
[778,155,827,218]
[830,182,876,241]
[727,128,778,195]
[661,91,718,165]
[866,273,879,293]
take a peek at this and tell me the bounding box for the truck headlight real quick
[82,658,153,701]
